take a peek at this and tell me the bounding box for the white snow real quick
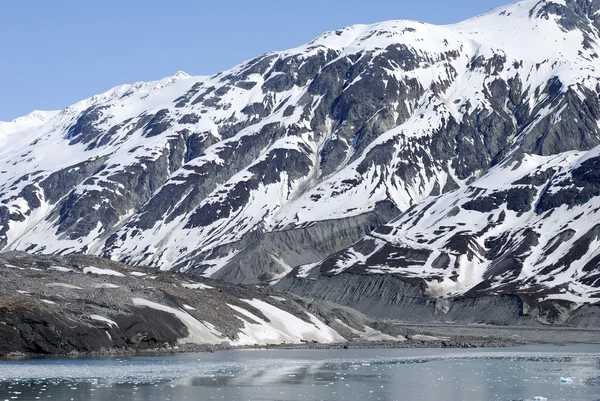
[296,262,320,278]
[181,282,213,290]
[50,266,73,273]
[90,315,118,328]
[92,283,120,289]
[131,298,224,344]
[229,299,345,345]
[410,335,450,342]
[83,267,125,277]
[0,110,59,137]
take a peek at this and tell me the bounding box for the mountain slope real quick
[1,0,600,293]
[281,149,600,308]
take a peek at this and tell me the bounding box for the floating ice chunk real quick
[559,376,574,383]
[40,299,55,305]
[532,397,548,401]
[83,267,125,277]
[183,304,196,311]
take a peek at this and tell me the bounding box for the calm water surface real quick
[1,345,599,401]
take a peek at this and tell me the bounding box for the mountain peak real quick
[172,70,191,79]
[0,109,58,124]
[0,109,60,134]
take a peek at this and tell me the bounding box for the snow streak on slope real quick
[132,297,346,346]
[301,148,600,304]
[1,0,600,297]
[229,299,345,345]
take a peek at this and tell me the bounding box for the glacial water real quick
[0,345,599,401]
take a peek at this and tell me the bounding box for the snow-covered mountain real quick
[282,150,600,308]
[2,0,600,309]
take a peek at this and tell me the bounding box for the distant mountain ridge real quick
[1,0,600,314]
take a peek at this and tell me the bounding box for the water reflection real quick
[1,345,600,401]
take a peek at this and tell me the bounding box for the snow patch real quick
[182,282,213,290]
[92,283,120,289]
[229,299,345,346]
[50,266,73,273]
[131,298,224,345]
[90,315,118,328]
[83,267,125,277]
[410,334,451,342]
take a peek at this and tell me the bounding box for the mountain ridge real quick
[0,0,599,311]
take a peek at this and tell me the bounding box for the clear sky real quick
[0,0,509,121]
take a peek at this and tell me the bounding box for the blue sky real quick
[0,0,509,121]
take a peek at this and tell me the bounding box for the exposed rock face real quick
[0,0,599,310]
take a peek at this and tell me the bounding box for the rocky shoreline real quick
[0,338,524,360]
[8,322,600,360]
